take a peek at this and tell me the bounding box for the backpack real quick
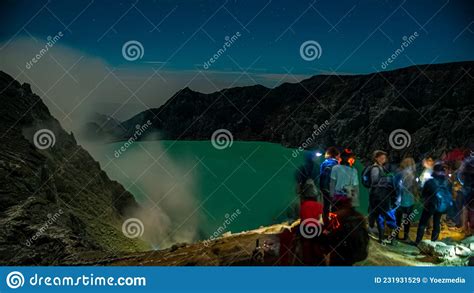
[433,180,453,213]
[362,165,381,188]
[377,173,398,207]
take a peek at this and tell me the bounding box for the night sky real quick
[0,0,473,122]
[2,0,473,73]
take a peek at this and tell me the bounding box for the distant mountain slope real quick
[0,71,147,265]
[121,61,474,160]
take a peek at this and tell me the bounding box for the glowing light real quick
[315,152,323,157]
[422,170,432,181]
[348,157,355,167]
[328,213,341,229]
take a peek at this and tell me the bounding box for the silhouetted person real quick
[415,163,453,244]
[367,150,396,243]
[324,199,369,265]
[296,151,319,200]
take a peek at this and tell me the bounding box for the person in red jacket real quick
[300,200,323,223]
[300,195,324,265]
[280,151,324,265]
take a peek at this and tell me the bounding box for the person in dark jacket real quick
[368,150,396,243]
[319,147,340,224]
[415,162,452,244]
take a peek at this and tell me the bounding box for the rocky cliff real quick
[0,71,147,265]
[119,61,474,161]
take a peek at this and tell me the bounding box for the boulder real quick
[461,236,474,249]
[454,245,472,257]
[418,240,456,259]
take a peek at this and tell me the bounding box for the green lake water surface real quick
[90,141,369,238]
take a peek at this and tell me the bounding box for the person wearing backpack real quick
[330,150,359,209]
[364,150,397,243]
[319,147,340,223]
[415,162,453,244]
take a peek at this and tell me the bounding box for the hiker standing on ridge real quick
[319,147,340,223]
[364,150,397,243]
[415,162,453,244]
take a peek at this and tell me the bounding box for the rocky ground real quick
[65,222,473,266]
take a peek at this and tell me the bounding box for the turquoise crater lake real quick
[87,141,369,241]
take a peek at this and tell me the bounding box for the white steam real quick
[84,136,201,249]
[1,38,208,248]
